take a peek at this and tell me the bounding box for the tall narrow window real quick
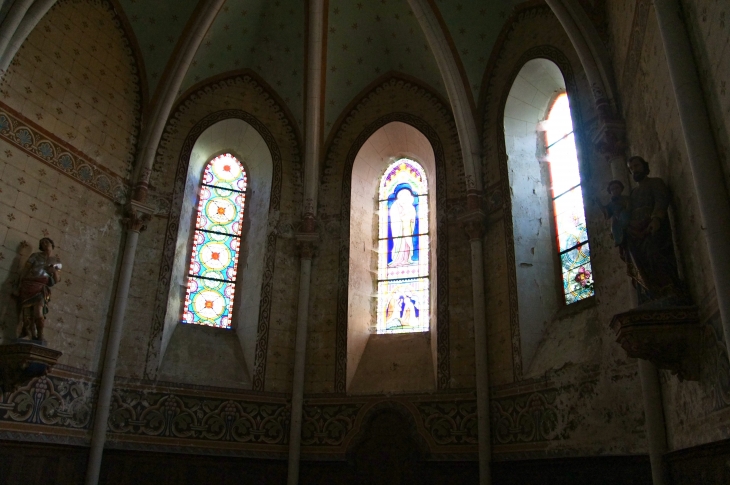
[183,153,248,328]
[545,93,594,304]
[377,158,430,334]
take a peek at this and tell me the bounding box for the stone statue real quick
[622,156,684,302]
[15,238,62,341]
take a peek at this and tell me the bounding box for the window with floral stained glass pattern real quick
[183,154,247,328]
[377,158,430,334]
[545,93,594,304]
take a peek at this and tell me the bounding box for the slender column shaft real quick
[302,0,324,217]
[0,0,34,61]
[638,359,668,485]
[406,0,481,192]
[470,237,491,485]
[132,0,226,199]
[653,0,730,357]
[0,0,56,73]
[544,0,616,108]
[85,225,142,485]
[287,254,313,485]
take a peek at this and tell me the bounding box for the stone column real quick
[461,207,491,485]
[0,0,34,61]
[85,205,151,485]
[0,0,57,73]
[638,359,669,485]
[287,232,317,485]
[130,0,226,203]
[653,0,730,358]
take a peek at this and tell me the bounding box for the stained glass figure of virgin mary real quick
[377,159,430,334]
[183,154,247,328]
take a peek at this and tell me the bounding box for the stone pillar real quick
[638,359,669,485]
[0,0,34,62]
[85,205,151,485]
[461,206,491,485]
[130,0,227,203]
[653,0,730,358]
[287,233,317,485]
[0,0,57,73]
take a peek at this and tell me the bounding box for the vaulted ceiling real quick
[116,0,523,136]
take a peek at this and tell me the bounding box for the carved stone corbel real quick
[610,306,703,381]
[0,342,62,392]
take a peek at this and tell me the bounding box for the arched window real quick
[544,93,593,304]
[377,158,430,334]
[183,153,248,328]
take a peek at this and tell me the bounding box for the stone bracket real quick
[0,342,63,392]
[610,306,702,381]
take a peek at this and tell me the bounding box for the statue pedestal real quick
[610,306,702,381]
[0,341,62,391]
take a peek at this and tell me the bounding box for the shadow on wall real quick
[0,241,33,343]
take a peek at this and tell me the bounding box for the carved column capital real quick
[458,209,486,241]
[295,232,319,260]
[592,116,628,161]
[123,200,154,233]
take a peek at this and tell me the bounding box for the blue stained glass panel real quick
[376,158,430,334]
[377,278,430,333]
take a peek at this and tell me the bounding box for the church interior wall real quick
[481,5,648,457]
[0,0,141,372]
[345,121,438,394]
[115,74,304,391]
[1,0,730,482]
[606,0,730,452]
[317,77,473,394]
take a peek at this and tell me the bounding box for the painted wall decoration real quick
[377,159,430,334]
[183,154,248,329]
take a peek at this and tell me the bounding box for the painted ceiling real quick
[114,0,525,136]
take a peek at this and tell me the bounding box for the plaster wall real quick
[504,58,564,371]
[0,0,141,178]
[0,0,140,371]
[606,0,730,452]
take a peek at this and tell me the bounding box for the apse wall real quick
[116,73,304,394]
[316,77,471,394]
[606,0,730,453]
[0,0,141,371]
[480,5,647,458]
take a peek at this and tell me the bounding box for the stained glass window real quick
[377,159,430,333]
[183,154,247,328]
[545,93,594,304]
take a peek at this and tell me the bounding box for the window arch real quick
[377,158,430,334]
[544,93,594,304]
[183,153,248,329]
